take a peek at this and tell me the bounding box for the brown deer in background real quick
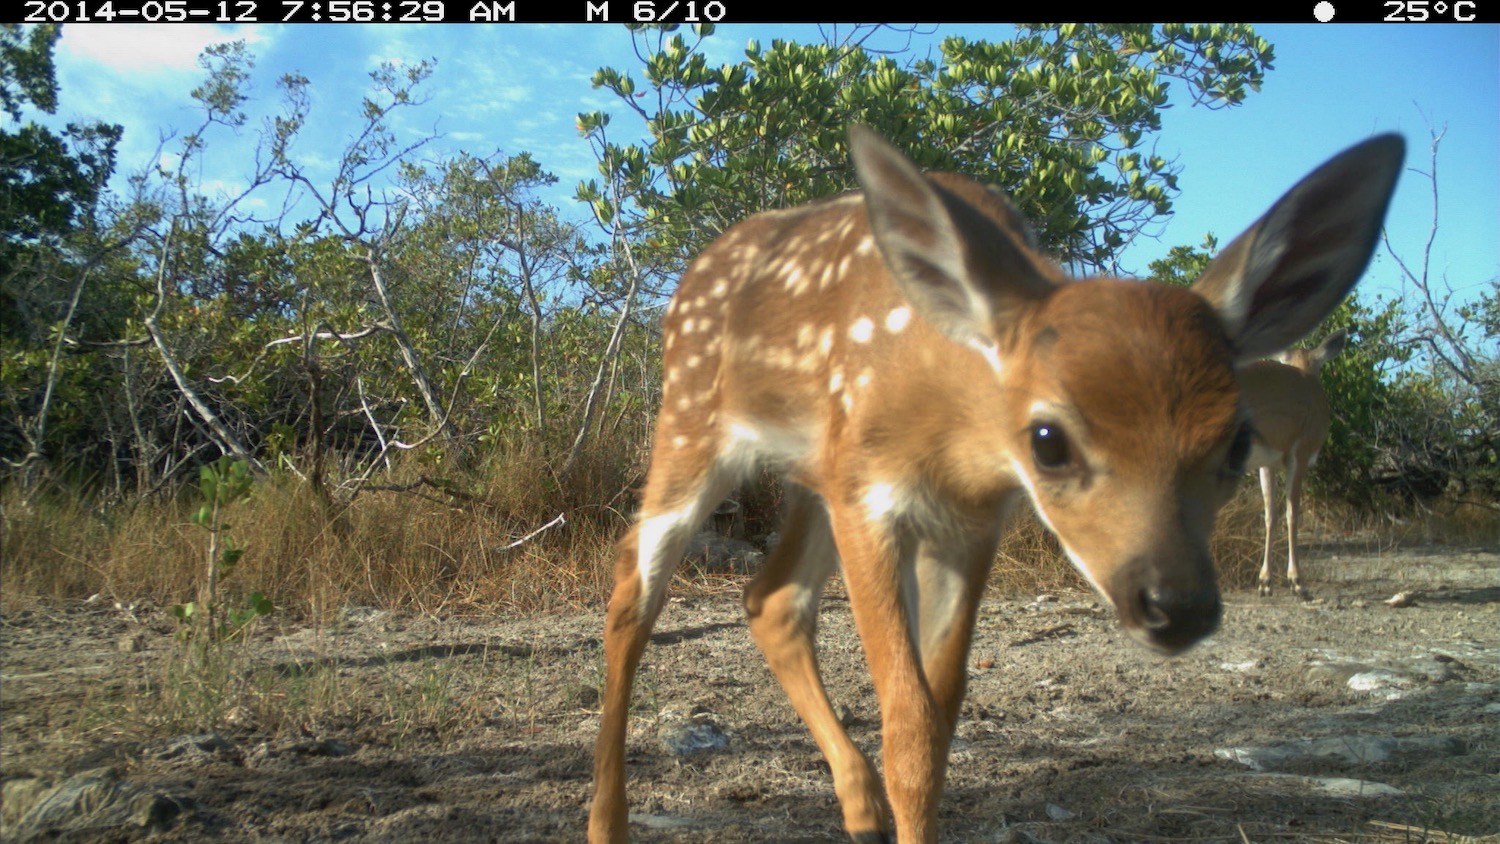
[1241,329,1349,598]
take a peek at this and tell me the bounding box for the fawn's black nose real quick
[1111,555,1222,655]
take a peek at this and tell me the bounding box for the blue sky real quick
[43,23,1500,308]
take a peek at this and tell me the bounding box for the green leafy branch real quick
[172,456,273,640]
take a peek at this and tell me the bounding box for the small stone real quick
[659,718,729,757]
[155,733,231,761]
[576,685,601,708]
[1220,660,1263,672]
[1347,670,1414,692]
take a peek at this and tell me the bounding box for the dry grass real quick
[0,489,108,604]
[1391,497,1500,547]
[990,510,1075,595]
[4,442,1490,620]
[0,437,637,619]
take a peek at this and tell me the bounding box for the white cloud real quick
[58,24,271,75]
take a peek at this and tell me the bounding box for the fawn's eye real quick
[1030,423,1071,472]
[1226,422,1253,476]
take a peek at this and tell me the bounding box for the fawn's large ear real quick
[850,124,1054,346]
[1192,135,1404,362]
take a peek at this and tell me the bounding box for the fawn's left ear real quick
[1192,134,1405,362]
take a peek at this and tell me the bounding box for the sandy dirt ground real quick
[3,542,1496,843]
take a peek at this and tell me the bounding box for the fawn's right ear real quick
[849,124,1053,347]
[1192,135,1404,363]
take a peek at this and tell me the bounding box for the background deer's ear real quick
[1192,135,1404,362]
[849,125,1054,347]
[1309,328,1349,367]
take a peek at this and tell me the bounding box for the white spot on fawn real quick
[784,266,805,291]
[863,483,899,521]
[885,307,911,333]
[849,318,874,344]
[818,327,835,356]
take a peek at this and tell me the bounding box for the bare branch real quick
[496,512,568,552]
[562,156,647,478]
[204,323,389,385]
[1381,123,1481,387]
[143,222,268,475]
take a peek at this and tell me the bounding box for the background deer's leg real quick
[1257,465,1278,596]
[744,486,889,841]
[1285,453,1310,599]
